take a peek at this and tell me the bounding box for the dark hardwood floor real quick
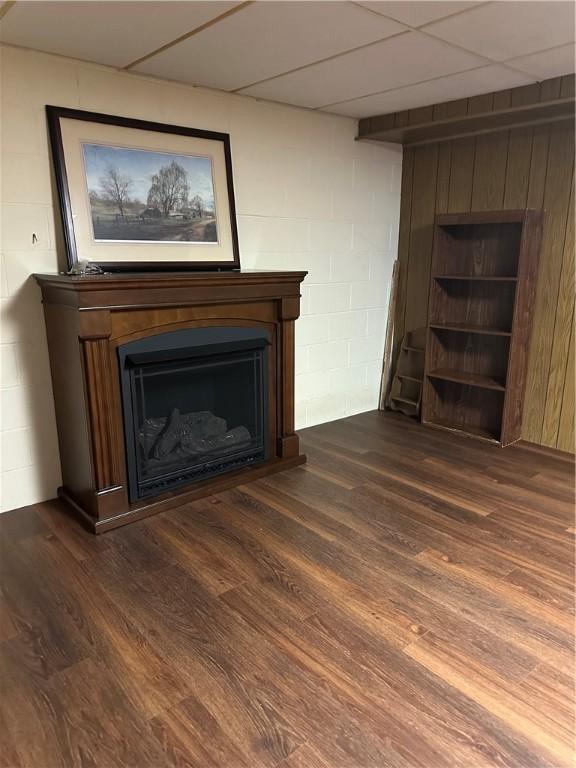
[1,411,574,768]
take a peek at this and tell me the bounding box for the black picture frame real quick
[46,105,240,272]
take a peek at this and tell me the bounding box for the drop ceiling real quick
[1,0,574,119]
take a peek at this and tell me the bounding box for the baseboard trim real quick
[58,453,307,534]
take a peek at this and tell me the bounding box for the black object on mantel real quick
[34,269,307,533]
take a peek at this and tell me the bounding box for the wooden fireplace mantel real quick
[35,270,307,533]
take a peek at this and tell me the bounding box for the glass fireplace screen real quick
[118,327,269,501]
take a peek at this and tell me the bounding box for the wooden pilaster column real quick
[277,296,301,458]
[79,310,127,518]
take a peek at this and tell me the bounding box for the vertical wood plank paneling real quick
[526,126,551,211]
[447,137,475,212]
[404,105,437,329]
[471,130,509,210]
[390,76,575,451]
[540,77,563,102]
[392,147,415,365]
[503,127,532,208]
[557,324,575,452]
[394,110,410,129]
[492,90,512,111]
[448,94,492,212]
[471,93,510,211]
[468,92,495,114]
[542,178,575,445]
[435,100,467,217]
[523,121,574,443]
[435,143,451,215]
[433,101,466,217]
[503,85,539,209]
[403,144,439,332]
[407,105,435,125]
[560,73,575,98]
[508,82,543,107]
[432,98,468,122]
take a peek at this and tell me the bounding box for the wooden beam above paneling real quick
[358,95,575,147]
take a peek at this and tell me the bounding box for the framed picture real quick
[46,106,240,272]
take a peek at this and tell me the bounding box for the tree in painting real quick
[190,194,204,219]
[147,161,190,218]
[83,143,217,243]
[99,165,132,218]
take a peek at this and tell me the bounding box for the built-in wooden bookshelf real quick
[422,210,542,446]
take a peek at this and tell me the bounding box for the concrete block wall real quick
[0,45,401,512]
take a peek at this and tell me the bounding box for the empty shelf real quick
[424,417,500,443]
[433,274,517,282]
[430,322,511,337]
[391,395,419,407]
[428,368,506,391]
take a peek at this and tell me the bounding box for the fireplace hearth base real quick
[58,453,305,534]
[35,270,307,533]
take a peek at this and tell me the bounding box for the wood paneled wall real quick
[393,75,575,452]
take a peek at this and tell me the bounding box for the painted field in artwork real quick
[82,143,218,243]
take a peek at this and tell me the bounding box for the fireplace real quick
[119,327,269,501]
[35,270,306,532]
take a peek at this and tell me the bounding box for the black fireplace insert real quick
[118,327,269,502]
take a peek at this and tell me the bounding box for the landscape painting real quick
[82,143,218,243]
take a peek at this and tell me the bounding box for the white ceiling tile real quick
[134,2,407,90]
[356,1,485,27]
[425,1,576,61]
[1,0,569,120]
[0,1,238,68]
[507,44,575,80]
[240,31,489,108]
[326,64,535,118]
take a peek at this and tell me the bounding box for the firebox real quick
[118,327,269,502]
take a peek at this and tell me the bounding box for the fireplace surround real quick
[35,270,306,532]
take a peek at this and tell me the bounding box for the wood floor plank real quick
[247,488,572,669]
[1,657,167,768]
[0,539,88,683]
[83,556,309,767]
[519,662,575,734]
[26,532,191,720]
[31,501,111,563]
[221,582,554,768]
[415,547,574,635]
[219,582,457,767]
[149,694,255,768]
[0,411,574,767]
[163,499,322,620]
[277,743,332,768]
[405,633,573,766]
[253,474,425,556]
[218,489,548,681]
[358,481,574,586]
[501,566,574,614]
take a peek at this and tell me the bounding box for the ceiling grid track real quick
[122,1,254,71]
[0,0,573,119]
